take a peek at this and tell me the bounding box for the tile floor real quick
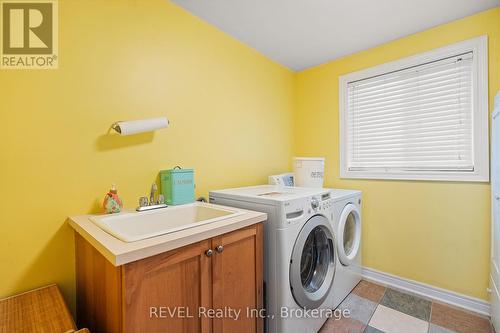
[319,280,493,333]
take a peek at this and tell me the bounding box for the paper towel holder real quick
[111,122,124,134]
[111,117,169,136]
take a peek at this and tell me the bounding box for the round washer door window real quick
[290,215,336,309]
[337,203,361,266]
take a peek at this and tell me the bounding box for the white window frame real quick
[339,36,489,182]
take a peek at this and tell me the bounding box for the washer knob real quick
[311,198,319,210]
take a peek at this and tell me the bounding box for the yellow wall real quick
[295,8,500,300]
[0,0,294,311]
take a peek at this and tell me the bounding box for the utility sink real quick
[90,202,244,242]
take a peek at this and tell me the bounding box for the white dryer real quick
[329,189,363,308]
[209,185,337,333]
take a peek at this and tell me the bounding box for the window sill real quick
[340,170,490,182]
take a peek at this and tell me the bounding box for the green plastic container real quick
[160,167,195,205]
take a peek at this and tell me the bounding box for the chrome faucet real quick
[136,183,168,212]
[150,183,157,206]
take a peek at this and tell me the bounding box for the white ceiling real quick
[171,0,499,71]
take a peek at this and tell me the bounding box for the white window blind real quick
[346,52,474,173]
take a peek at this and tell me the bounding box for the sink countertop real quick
[68,203,267,266]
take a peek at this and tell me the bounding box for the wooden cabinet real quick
[123,239,212,333]
[212,227,263,333]
[76,223,263,333]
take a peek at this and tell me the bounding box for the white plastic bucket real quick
[293,157,325,188]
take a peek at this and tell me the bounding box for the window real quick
[339,36,489,182]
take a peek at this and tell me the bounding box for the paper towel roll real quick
[113,117,169,135]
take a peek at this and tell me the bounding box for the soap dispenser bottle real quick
[103,184,123,214]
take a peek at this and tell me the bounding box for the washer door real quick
[337,203,361,266]
[290,215,336,309]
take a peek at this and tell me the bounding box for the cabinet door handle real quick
[215,245,224,253]
[205,249,213,257]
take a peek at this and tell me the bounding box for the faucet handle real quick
[157,194,165,205]
[139,196,149,207]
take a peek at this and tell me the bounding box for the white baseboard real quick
[362,267,490,316]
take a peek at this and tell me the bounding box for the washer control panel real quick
[310,197,320,210]
[319,197,334,210]
[283,192,335,227]
[311,193,334,212]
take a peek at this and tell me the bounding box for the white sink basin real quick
[90,202,244,242]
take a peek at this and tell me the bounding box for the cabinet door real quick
[123,240,212,333]
[212,224,263,333]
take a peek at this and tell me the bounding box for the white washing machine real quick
[329,189,363,308]
[209,185,337,333]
